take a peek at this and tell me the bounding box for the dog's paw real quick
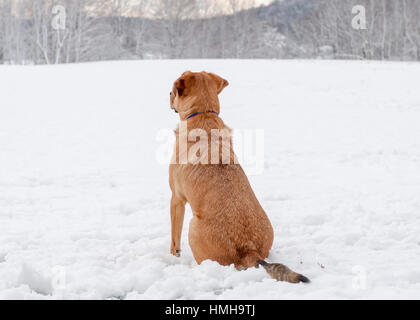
[170,247,181,258]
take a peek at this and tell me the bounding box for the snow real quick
[0,60,420,300]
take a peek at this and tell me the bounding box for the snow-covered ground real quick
[0,60,419,300]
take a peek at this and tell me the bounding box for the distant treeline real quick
[0,0,419,65]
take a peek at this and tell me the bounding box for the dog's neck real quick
[179,108,225,132]
[178,95,220,121]
[175,108,228,134]
[184,110,219,121]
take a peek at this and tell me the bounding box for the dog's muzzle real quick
[170,92,178,113]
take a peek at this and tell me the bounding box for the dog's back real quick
[171,142,274,268]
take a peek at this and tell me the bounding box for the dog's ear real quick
[174,78,186,96]
[208,73,229,95]
[174,71,194,97]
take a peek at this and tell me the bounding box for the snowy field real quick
[0,60,420,300]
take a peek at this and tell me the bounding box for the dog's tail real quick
[258,260,310,284]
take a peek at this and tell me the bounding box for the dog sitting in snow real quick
[169,71,309,284]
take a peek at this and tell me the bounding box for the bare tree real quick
[152,0,197,58]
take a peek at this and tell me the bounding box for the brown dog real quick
[169,71,309,284]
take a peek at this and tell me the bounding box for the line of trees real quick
[274,0,420,61]
[0,0,419,65]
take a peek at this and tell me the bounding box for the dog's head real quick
[170,71,229,118]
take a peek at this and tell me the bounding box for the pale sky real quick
[124,0,277,18]
[256,0,276,5]
[198,0,276,16]
[211,0,276,10]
